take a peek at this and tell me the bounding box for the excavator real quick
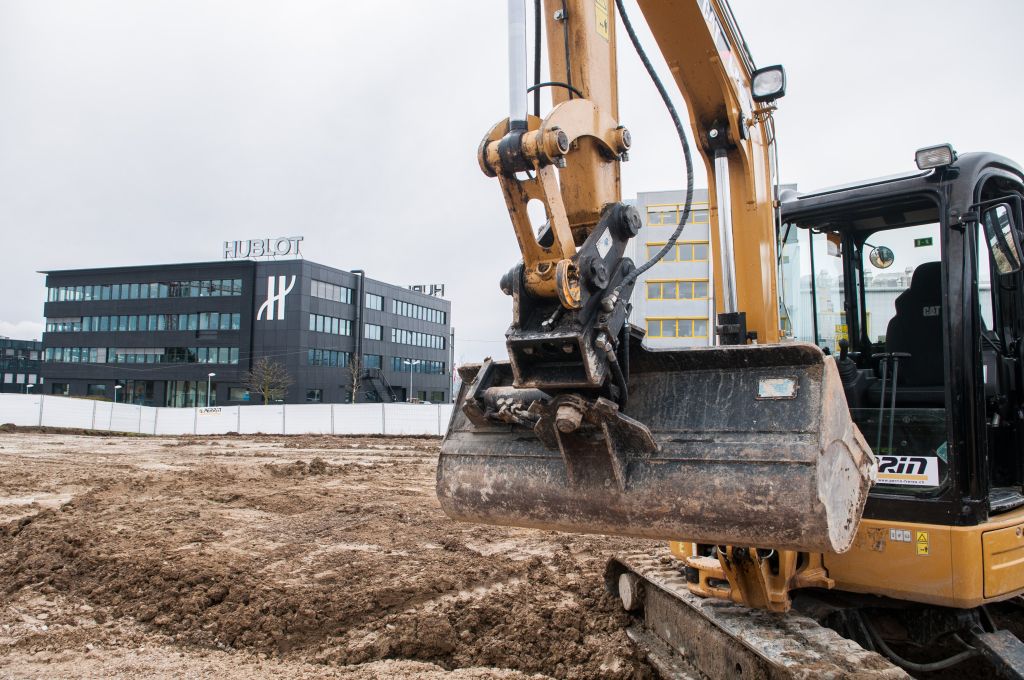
[437,0,1024,676]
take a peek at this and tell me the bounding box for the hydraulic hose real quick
[862,615,979,673]
[609,0,695,302]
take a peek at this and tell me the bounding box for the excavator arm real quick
[437,0,875,561]
[639,0,782,341]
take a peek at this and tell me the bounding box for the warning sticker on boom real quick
[877,455,940,487]
[596,0,610,40]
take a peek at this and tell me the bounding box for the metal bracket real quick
[533,395,657,492]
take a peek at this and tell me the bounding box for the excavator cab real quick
[777,149,1024,610]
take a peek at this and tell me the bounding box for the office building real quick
[627,188,714,348]
[41,260,451,406]
[627,186,796,348]
[1,338,43,394]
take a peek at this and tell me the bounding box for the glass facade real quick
[0,339,42,394]
[307,348,350,367]
[44,347,239,364]
[645,279,709,301]
[391,299,446,324]
[47,279,242,302]
[228,387,250,401]
[391,328,446,349]
[48,313,241,333]
[165,380,217,408]
[308,314,352,336]
[646,201,709,227]
[391,357,445,374]
[41,261,452,405]
[645,241,709,263]
[311,279,352,304]
[120,379,157,405]
[645,318,709,339]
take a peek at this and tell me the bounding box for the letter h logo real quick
[257,275,296,321]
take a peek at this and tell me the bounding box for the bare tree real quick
[344,354,362,403]
[243,358,293,405]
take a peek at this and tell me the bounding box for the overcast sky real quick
[2,1,1022,365]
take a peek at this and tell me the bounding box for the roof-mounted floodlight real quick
[751,65,786,103]
[915,144,957,170]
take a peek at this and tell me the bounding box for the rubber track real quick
[612,552,909,679]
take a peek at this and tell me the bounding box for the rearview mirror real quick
[982,203,1023,276]
[868,245,895,269]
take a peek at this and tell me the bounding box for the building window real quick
[87,384,107,397]
[308,314,351,336]
[366,293,384,310]
[45,318,82,333]
[57,313,240,333]
[391,299,446,324]
[391,357,445,374]
[645,279,709,300]
[364,323,382,340]
[46,279,242,303]
[228,387,250,402]
[2,373,11,384]
[430,391,445,403]
[164,379,217,408]
[646,202,709,226]
[307,348,350,367]
[48,347,238,365]
[51,383,69,395]
[311,279,353,304]
[306,389,323,403]
[363,354,382,369]
[645,241,710,263]
[390,328,446,349]
[646,317,709,339]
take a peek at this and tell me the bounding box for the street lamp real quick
[113,384,122,403]
[402,359,421,402]
[25,383,34,395]
[207,372,216,407]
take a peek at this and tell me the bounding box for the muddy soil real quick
[0,433,658,679]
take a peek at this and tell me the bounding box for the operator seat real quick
[876,261,945,405]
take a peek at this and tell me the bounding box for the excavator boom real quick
[437,0,875,556]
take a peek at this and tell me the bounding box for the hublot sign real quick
[223,236,304,260]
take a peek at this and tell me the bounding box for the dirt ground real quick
[0,431,658,679]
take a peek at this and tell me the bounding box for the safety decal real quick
[596,0,610,40]
[889,528,911,543]
[916,530,930,556]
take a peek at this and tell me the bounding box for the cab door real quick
[973,183,1024,512]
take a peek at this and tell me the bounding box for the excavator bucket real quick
[437,342,875,554]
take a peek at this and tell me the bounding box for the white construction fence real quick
[0,393,455,437]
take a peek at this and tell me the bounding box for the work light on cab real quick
[915,143,957,170]
[751,64,786,102]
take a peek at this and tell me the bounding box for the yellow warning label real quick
[916,530,929,556]
[595,0,610,40]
